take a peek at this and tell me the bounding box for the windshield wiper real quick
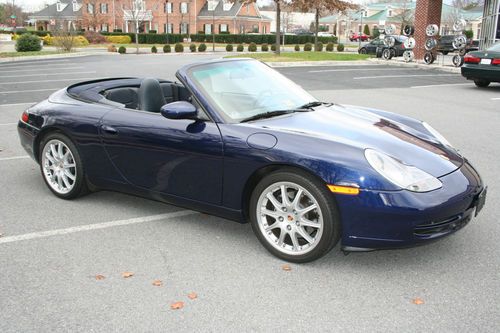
[240,109,309,123]
[298,101,332,109]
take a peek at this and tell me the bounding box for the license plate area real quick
[475,187,487,216]
[480,58,492,65]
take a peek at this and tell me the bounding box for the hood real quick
[246,104,463,178]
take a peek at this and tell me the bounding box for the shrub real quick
[151,45,157,53]
[163,44,171,53]
[304,42,312,51]
[248,42,257,52]
[15,34,42,52]
[12,33,20,40]
[236,44,244,52]
[149,30,157,34]
[105,35,132,44]
[118,46,126,54]
[261,43,269,51]
[107,44,117,52]
[226,44,233,51]
[271,43,276,51]
[113,29,122,33]
[42,34,52,45]
[337,43,345,52]
[189,43,196,52]
[175,43,184,52]
[84,31,106,44]
[315,41,323,52]
[294,44,300,51]
[198,43,207,52]
[326,42,334,51]
[464,29,474,39]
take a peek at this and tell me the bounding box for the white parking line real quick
[0,102,36,107]
[0,88,58,94]
[0,155,29,161]
[0,210,198,245]
[0,67,85,74]
[0,60,69,68]
[492,97,500,100]
[411,83,471,89]
[0,71,96,78]
[0,122,17,126]
[0,77,97,85]
[353,74,458,80]
[308,68,420,73]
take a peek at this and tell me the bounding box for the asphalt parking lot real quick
[0,54,499,332]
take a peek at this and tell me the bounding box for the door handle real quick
[101,125,118,135]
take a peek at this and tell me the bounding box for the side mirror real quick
[160,101,197,120]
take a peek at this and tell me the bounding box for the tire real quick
[382,48,393,60]
[423,52,435,64]
[442,51,449,55]
[358,48,367,54]
[39,132,88,199]
[474,79,490,88]
[249,170,341,263]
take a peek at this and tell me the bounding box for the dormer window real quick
[208,1,218,11]
[222,0,233,11]
[56,1,64,12]
[72,0,78,12]
[388,9,392,17]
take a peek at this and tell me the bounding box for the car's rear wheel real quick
[359,48,367,54]
[40,132,87,199]
[249,170,340,263]
[474,79,490,88]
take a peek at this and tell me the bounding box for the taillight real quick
[21,111,29,123]
[492,59,500,65]
[464,54,480,64]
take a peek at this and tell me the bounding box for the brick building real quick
[81,0,271,34]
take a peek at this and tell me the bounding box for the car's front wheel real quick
[474,79,490,88]
[359,48,367,54]
[40,132,88,199]
[250,170,340,263]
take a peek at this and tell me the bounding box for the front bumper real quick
[337,161,485,250]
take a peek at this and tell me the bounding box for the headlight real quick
[422,122,452,148]
[365,149,442,192]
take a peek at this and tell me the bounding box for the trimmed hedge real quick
[261,43,269,51]
[315,42,323,52]
[15,34,42,52]
[226,44,233,51]
[175,43,184,52]
[236,44,244,52]
[304,43,312,51]
[337,43,345,52]
[189,43,196,52]
[294,44,300,51]
[151,45,157,53]
[248,42,257,52]
[118,46,126,54]
[198,43,207,52]
[271,44,276,51]
[100,32,337,45]
[163,44,171,53]
[326,42,334,51]
[105,35,132,44]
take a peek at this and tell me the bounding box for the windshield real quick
[487,42,500,52]
[188,60,317,122]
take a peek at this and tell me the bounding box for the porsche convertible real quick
[18,58,486,262]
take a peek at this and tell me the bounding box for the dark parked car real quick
[438,35,479,55]
[358,35,408,58]
[461,41,500,87]
[18,59,486,262]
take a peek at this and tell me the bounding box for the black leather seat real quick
[104,88,139,109]
[138,78,166,112]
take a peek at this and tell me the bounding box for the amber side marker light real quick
[327,185,360,195]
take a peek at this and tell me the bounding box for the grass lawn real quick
[0,50,69,58]
[226,52,371,62]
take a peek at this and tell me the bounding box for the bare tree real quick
[83,1,106,31]
[391,0,414,33]
[122,0,161,54]
[293,0,357,48]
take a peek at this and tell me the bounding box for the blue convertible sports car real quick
[18,59,486,262]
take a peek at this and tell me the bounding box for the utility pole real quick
[212,4,215,52]
[165,0,170,44]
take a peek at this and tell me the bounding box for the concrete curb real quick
[267,60,374,67]
[0,51,117,63]
[368,58,461,74]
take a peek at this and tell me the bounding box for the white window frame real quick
[220,24,228,32]
[100,3,108,14]
[204,23,213,34]
[87,3,94,14]
[165,2,173,13]
[180,2,188,14]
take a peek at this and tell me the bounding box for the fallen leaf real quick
[187,292,197,300]
[412,297,425,305]
[152,280,163,287]
[282,264,292,271]
[170,301,184,310]
[95,274,105,280]
[122,271,134,278]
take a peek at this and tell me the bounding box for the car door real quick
[99,107,224,205]
[366,40,379,53]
